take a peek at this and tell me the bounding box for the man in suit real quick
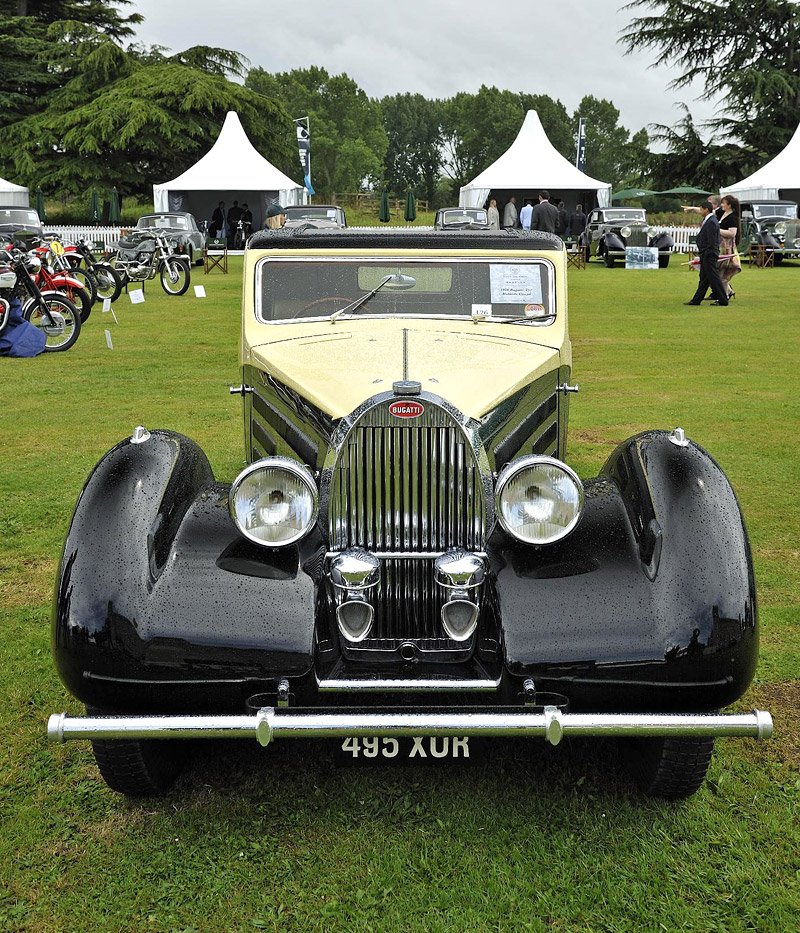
[532,191,560,233]
[685,201,729,306]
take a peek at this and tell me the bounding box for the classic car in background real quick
[283,205,347,230]
[582,207,673,267]
[48,228,771,799]
[135,212,205,265]
[434,208,490,229]
[739,200,800,264]
[0,206,44,242]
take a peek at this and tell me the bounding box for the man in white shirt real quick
[519,199,534,230]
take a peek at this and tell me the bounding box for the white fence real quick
[46,223,702,252]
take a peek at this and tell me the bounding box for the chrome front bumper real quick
[48,708,773,748]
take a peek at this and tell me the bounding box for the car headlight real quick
[229,457,318,546]
[620,225,632,238]
[647,225,658,237]
[495,455,584,545]
[793,238,800,249]
[774,221,787,235]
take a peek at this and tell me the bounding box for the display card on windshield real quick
[489,264,543,304]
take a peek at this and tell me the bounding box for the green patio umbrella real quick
[34,187,46,221]
[109,186,121,225]
[657,186,713,196]
[611,188,656,200]
[90,189,100,223]
[404,190,417,222]
[378,190,391,223]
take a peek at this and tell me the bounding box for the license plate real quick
[335,735,476,763]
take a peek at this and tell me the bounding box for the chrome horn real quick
[434,549,486,641]
[329,548,380,642]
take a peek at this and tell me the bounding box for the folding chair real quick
[564,239,586,269]
[203,236,228,274]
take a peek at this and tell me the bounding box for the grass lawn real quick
[1,254,798,931]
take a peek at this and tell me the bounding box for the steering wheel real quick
[295,296,352,318]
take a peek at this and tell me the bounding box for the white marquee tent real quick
[153,111,304,232]
[459,111,611,213]
[720,122,800,205]
[0,176,30,207]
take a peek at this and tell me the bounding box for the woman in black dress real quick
[719,194,741,299]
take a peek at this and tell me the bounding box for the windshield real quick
[0,209,41,229]
[752,204,797,220]
[285,207,342,221]
[600,210,645,222]
[257,257,555,324]
[440,210,488,225]
[138,215,190,229]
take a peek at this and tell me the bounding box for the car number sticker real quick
[339,736,470,759]
[388,400,424,419]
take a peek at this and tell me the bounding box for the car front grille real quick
[327,402,486,649]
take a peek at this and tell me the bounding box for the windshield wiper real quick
[329,273,416,323]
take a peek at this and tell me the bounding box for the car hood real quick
[248,319,563,421]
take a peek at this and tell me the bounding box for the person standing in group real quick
[487,198,500,230]
[556,200,568,236]
[532,191,559,233]
[503,196,518,228]
[718,194,742,299]
[210,201,226,238]
[264,203,287,230]
[569,203,587,241]
[684,200,728,307]
[519,199,534,230]
[683,195,722,220]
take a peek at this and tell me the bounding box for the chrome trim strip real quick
[315,677,501,693]
[49,709,774,748]
[326,551,488,560]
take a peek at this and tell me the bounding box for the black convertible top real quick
[248,227,564,251]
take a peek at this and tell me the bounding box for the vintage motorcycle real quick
[0,249,81,352]
[28,241,94,323]
[62,238,124,303]
[109,232,191,296]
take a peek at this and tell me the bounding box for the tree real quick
[381,93,443,201]
[246,66,387,198]
[570,96,651,186]
[620,0,800,166]
[3,25,297,198]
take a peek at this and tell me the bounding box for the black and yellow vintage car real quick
[48,229,771,798]
[739,200,800,264]
[582,207,673,267]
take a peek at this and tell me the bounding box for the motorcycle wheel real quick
[23,291,81,351]
[68,267,99,304]
[160,259,190,296]
[65,285,93,323]
[91,263,123,303]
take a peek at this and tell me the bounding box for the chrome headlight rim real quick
[494,454,585,545]
[229,456,319,548]
[620,225,632,238]
[774,221,787,235]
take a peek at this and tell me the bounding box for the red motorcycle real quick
[28,240,93,323]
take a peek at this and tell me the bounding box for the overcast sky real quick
[131,0,719,140]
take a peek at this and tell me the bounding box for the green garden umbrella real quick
[109,187,121,225]
[611,188,656,200]
[657,186,713,196]
[378,190,390,223]
[404,190,417,222]
[34,187,46,221]
[90,189,100,223]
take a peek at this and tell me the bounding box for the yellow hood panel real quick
[248,319,561,421]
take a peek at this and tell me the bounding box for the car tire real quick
[88,708,183,796]
[632,735,715,799]
[659,254,670,268]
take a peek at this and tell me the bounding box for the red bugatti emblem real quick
[389,400,424,419]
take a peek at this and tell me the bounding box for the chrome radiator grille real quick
[327,403,486,646]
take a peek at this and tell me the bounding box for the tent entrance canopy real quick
[721,121,800,210]
[153,111,305,232]
[459,111,611,213]
[165,190,283,232]
[0,176,30,208]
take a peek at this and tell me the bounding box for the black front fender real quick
[53,430,319,712]
[493,431,758,710]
